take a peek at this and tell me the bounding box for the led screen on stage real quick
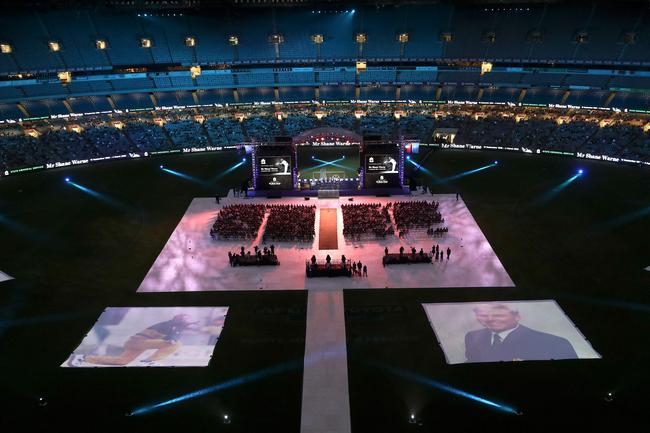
[62,307,228,367]
[423,300,601,364]
[257,155,293,189]
[365,154,400,187]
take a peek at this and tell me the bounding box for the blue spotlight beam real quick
[130,343,348,416]
[67,181,129,209]
[406,157,434,177]
[208,160,246,183]
[377,363,518,414]
[131,358,302,416]
[312,157,351,172]
[161,167,206,185]
[530,171,582,207]
[435,162,498,184]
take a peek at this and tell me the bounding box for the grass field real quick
[0,148,648,431]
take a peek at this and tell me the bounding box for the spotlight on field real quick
[129,358,301,416]
[161,166,205,185]
[436,161,497,183]
[406,156,433,176]
[66,179,126,208]
[378,363,518,414]
[531,170,583,206]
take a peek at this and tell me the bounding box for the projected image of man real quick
[385,157,397,173]
[464,304,577,362]
[73,314,197,366]
[276,158,290,175]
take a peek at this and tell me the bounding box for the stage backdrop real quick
[423,300,601,364]
[62,307,228,368]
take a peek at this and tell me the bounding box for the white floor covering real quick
[137,192,514,292]
[0,271,13,283]
[300,288,351,433]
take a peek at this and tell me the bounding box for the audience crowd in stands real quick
[3,103,650,173]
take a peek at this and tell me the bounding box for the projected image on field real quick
[62,307,228,368]
[423,300,600,364]
[297,146,360,181]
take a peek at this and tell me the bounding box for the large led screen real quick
[257,155,293,189]
[364,154,400,187]
[423,300,601,364]
[62,307,228,367]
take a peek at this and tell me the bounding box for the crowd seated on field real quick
[210,204,266,240]
[263,204,316,242]
[392,200,444,236]
[341,203,393,240]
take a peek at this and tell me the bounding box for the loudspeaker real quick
[348,198,354,201]
[304,197,310,200]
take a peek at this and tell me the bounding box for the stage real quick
[137,192,514,292]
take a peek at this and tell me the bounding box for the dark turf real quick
[0,148,648,432]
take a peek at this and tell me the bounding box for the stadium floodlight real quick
[57,71,72,85]
[268,34,284,45]
[48,41,61,52]
[95,39,108,50]
[409,413,416,424]
[480,61,493,75]
[223,414,231,424]
[228,35,239,46]
[140,38,153,48]
[355,33,367,43]
[0,43,13,54]
[351,9,355,14]
[397,33,409,43]
[311,34,324,44]
[190,65,201,79]
[185,36,196,47]
[439,32,453,42]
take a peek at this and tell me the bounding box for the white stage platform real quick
[137,192,514,292]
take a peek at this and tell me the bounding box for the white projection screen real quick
[62,307,228,368]
[423,300,601,364]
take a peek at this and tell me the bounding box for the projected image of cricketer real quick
[464,304,578,362]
